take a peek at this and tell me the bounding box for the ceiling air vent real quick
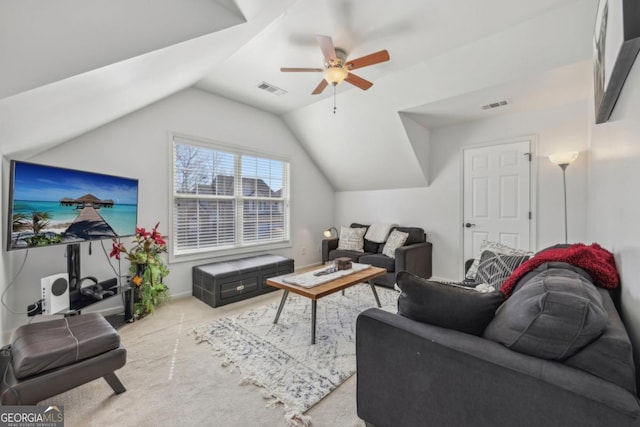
[481,99,510,110]
[257,81,287,96]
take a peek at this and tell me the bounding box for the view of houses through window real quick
[172,137,290,256]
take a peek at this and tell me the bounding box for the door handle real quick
[464,222,476,228]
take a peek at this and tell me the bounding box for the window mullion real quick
[235,153,243,246]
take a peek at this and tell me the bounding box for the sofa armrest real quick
[395,241,432,279]
[356,308,640,427]
[321,238,339,264]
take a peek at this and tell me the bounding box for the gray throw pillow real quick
[382,230,409,259]
[466,241,532,280]
[475,250,530,290]
[337,226,366,253]
[484,268,607,360]
[396,271,505,336]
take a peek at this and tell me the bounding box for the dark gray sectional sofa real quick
[356,260,640,427]
[321,223,432,288]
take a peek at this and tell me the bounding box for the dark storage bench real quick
[192,254,294,308]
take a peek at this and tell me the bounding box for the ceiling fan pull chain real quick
[333,85,337,114]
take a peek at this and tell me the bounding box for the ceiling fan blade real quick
[312,79,329,95]
[316,35,337,62]
[345,72,373,91]
[280,67,323,72]
[345,50,390,70]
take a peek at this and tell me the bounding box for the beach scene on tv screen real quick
[9,162,138,249]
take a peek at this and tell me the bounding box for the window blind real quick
[172,138,290,256]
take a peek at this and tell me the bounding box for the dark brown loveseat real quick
[321,223,432,288]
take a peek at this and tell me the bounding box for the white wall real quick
[587,62,640,358]
[0,88,333,341]
[336,100,589,279]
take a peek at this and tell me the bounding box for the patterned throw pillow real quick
[466,241,532,280]
[475,250,530,290]
[337,226,367,252]
[382,230,409,259]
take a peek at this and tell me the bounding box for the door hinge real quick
[524,153,532,162]
[529,211,532,220]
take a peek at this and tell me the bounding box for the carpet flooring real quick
[193,284,398,425]
[39,285,396,427]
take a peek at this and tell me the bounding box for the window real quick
[171,136,290,258]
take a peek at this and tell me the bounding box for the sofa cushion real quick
[500,243,619,297]
[365,223,397,243]
[364,239,382,254]
[11,313,120,379]
[484,268,607,360]
[511,262,593,295]
[359,253,395,272]
[382,230,409,259]
[396,271,505,336]
[393,227,424,245]
[466,241,532,280]
[337,226,366,252]
[329,249,370,263]
[564,288,636,393]
[475,250,530,290]
[348,223,380,253]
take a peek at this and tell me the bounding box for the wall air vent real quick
[481,99,510,110]
[257,82,287,96]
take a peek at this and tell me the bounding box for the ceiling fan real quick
[281,35,390,95]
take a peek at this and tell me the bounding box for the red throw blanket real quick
[500,243,619,297]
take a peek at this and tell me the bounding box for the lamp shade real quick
[323,67,348,85]
[549,151,579,166]
[323,227,338,238]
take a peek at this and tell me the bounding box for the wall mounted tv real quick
[7,161,139,251]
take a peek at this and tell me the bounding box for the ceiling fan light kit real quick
[281,35,390,113]
[323,67,348,85]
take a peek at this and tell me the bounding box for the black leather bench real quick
[0,313,126,405]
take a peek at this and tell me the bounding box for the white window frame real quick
[169,133,291,263]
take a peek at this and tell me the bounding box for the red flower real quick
[136,227,151,238]
[109,240,124,259]
[153,234,167,246]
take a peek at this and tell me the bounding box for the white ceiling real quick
[404,60,593,129]
[196,0,580,115]
[0,0,598,190]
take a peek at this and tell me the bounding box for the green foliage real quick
[31,211,51,235]
[112,222,170,319]
[129,254,170,319]
[26,234,63,246]
[14,211,63,247]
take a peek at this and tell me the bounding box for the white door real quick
[463,140,532,265]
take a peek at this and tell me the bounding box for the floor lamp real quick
[549,151,579,243]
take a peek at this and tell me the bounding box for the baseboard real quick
[170,290,193,300]
[296,262,322,272]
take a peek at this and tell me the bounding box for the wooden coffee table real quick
[266,266,387,344]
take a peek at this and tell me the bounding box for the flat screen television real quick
[7,160,139,251]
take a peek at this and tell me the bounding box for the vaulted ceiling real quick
[0,0,597,190]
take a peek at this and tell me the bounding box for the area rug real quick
[192,283,398,426]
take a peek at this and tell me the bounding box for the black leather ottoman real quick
[0,313,126,405]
